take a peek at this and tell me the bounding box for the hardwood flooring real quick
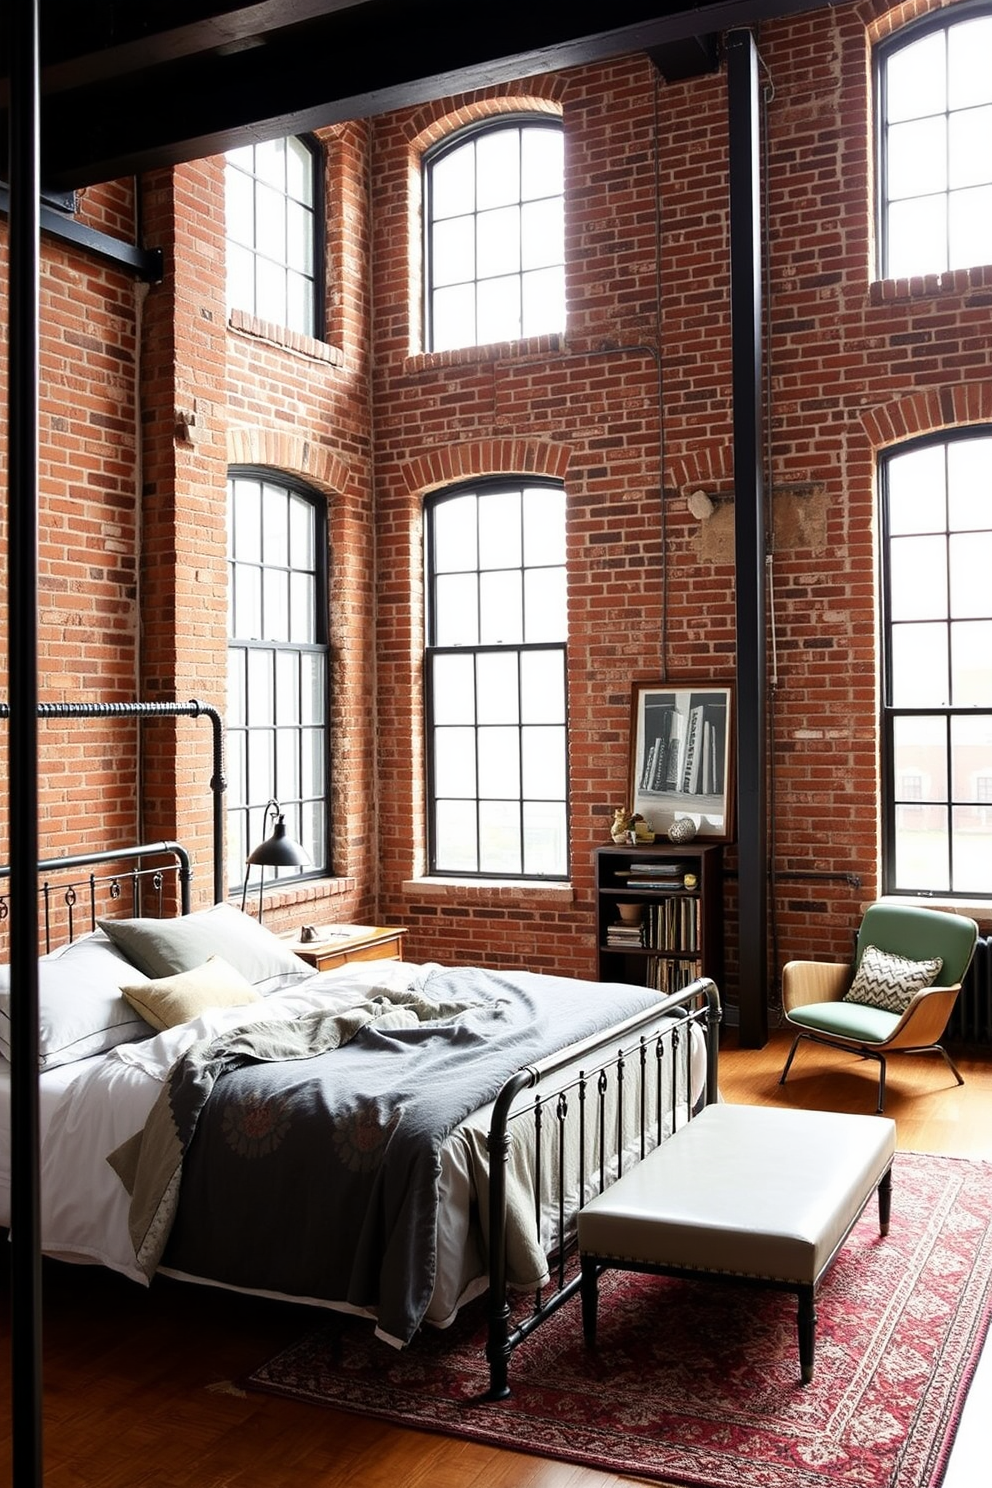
[1,1026,989,1487]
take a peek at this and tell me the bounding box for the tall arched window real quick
[876,7,992,278]
[227,471,329,895]
[424,118,565,352]
[425,480,569,878]
[880,430,992,895]
[225,135,322,336]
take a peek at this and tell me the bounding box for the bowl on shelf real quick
[617,902,643,924]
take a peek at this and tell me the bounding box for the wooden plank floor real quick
[1,1026,989,1487]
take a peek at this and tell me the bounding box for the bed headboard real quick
[0,841,192,952]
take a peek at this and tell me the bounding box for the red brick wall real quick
[1,1,989,1001]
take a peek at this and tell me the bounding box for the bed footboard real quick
[484,975,720,1399]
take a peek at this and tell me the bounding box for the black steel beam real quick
[0,186,162,279]
[727,28,768,1048]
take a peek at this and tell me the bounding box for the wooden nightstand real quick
[283,924,406,972]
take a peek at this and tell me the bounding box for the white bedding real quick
[0,957,705,1335]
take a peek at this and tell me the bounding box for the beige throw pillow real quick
[121,955,261,1031]
[842,943,942,1015]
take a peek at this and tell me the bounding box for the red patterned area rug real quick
[247,1152,992,1488]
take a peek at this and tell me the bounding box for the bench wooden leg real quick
[878,1166,892,1236]
[797,1285,817,1385]
[580,1256,600,1345]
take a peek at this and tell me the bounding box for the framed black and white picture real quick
[628,680,735,842]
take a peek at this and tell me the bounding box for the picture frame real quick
[628,680,735,843]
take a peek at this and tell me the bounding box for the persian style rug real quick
[247,1151,992,1488]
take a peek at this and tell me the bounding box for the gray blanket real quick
[109,966,662,1344]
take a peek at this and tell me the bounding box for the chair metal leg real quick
[935,1044,965,1087]
[876,1053,886,1113]
[779,1031,807,1086]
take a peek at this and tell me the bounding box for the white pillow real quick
[843,943,943,1014]
[0,930,154,1070]
[99,901,313,996]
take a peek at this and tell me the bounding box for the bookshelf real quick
[595,843,723,994]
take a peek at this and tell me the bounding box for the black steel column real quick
[7,0,44,1482]
[727,29,768,1047]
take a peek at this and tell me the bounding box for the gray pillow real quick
[843,943,943,1015]
[99,901,313,995]
[0,930,154,1070]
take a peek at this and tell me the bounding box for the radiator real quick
[947,937,992,1047]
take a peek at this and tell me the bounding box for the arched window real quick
[879,430,992,895]
[425,480,569,877]
[227,471,329,895]
[876,7,992,278]
[225,135,322,336]
[424,118,565,352]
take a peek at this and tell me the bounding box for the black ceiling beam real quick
[0,0,841,188]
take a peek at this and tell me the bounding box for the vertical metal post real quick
[7,0,44,1480]
[727,29,768,1047]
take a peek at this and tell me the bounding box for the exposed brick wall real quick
[1,0,989,996]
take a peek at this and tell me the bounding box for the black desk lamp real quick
[240,799,310,923]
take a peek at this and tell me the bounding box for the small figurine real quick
[611,808,632,844]
[630,813,655,843]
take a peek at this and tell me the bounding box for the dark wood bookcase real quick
[594,843,724,993]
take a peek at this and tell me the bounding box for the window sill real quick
[236,875,358,916]
[870,264,992,305]
[404,332,564,375]
[873,894,992,935]
[227,309,344,366]
[402,877,574,905]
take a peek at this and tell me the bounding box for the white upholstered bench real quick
[577,1102,896,1384]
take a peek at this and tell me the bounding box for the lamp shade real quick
[247,808,310,868]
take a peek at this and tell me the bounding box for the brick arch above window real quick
[398,438,571,500]
[859,0,958,46]
[861,381,992,450]
[403,80,565,154]
[225,427,352,496]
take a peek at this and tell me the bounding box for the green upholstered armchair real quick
[779,903,979,1113]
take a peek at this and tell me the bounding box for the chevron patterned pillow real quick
[843,943,943,1014]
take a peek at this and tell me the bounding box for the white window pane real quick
[432,653,476,724]
[276,650,299,723]
[894,714,945,800]
[521,128,564,201]
[950,532,992,617]
[233,565,262,639]
[227,243,255,315]
[434,727,477,797]
[889,535,947,620]
[478,726,520,796]
[289,495,315,566]
[886,33,945,124]
[264,568,290,641]
[435,800,478,871]
[478,800,521,874]
[478,490,521,569]
[433,496,478,572]
[255,257,287,324]
[894,804,949,891]
[477,205,521,279]
[887,196,948,276]
[435,573,479,645]
[432,283,476,352]
[301,728,325,797]
[432,215,476,288]
[286,137,314,206]
[522,725,565,798]
[949,183,992,271]
[232,479,262,559]
[952,621,992,705]
[522,266,565,338]
[431,143,475,221]
[476,651,519,724]
[228,651,246,726]
[524,566,567,642]
[523,487,567,565]
[521,650,565,724]
[951,807,992,893]
[286,273,314,336]
[480,570,522,643]
[949,106,992,189]
[225,165,254,246]
[286,200,314,272]
[523,801,567,876]
[890,622,949,707]
[263,485,290,565]
[289,573,315,642]
[256,182,287,260]
[248,734,274,802]
[477,275,521,344]
[227,143,253,172]
[948,438,992,528]
[887,444,946,533]
[255,137,286,188]
[948,18,992,109]
[476,129,520,210]
[276,729,300,800]
[521,197,563,270]
[301,652,323,723]
[887,116,947,200]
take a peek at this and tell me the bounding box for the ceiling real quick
[1,0,834,190]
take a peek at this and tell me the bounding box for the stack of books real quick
[606,921,646,948]
[617,861,686,889]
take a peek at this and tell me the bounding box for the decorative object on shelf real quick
[240,798,310,924]
[630,813,655,843]
[668,815,697,844]
[683,872,698,890]
[617,902,643,924]
[610,808,632,844]
[628,678,736,843]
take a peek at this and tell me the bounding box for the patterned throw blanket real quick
[108,967,663,1345]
